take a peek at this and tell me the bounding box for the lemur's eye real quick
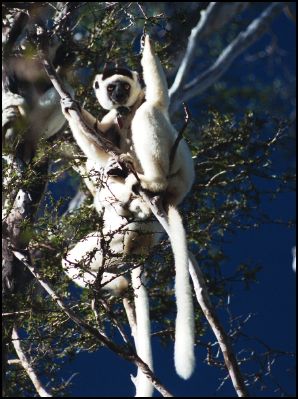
[124,83,130,91]
[94,81,99,89]
[107,85,114,92]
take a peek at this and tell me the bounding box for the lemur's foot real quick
[140,33,146,51]
[117,153,137,176]
[129,198,151,220]
[140,31,151,52]
[119,153,134,165]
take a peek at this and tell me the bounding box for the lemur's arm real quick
[62,101,117,166]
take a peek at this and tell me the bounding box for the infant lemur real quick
[61,35,195,390]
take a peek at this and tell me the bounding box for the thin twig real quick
[99,297,132,345]
[137,2,148,19]
[3,310,32,317]
[169,103,190,169]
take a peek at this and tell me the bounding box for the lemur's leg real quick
[141,35,170,110]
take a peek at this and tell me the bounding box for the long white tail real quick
[168,205,195,380]
[131,266,154,397]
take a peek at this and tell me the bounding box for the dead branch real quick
[12,327,52,397]
[170,2,285,113]
[7,359,22,366]
[169,2,249,101]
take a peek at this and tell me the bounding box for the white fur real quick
[132,266,154,397]
[168,206,195,379]
[131,36,194,203]
[62,61,162,397]
[93,72,142,110]
[62,232,128,295]
[130,36,196,379]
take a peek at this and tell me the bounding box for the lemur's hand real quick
[2,93,27,127]
[60,97,81,117]
[119,152,134,164]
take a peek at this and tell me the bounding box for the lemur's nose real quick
[115,91,125,100]
[114,90,126,103]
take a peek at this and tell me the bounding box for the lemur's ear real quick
[93,74,103,90]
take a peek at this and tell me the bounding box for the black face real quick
[107,80,131,105]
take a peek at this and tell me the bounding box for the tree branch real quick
[170,2,285,113]
[169,2,249,104]
[12,327,52,397]
[12,250,173,398]
[188,253,249,397]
